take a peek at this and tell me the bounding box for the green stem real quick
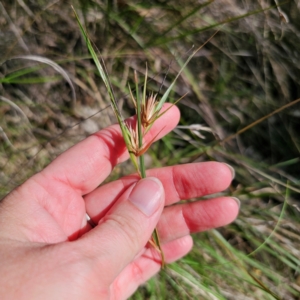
[139,156,146,178]
[134,70,164,267]
[134,71,146,178]
[153,228,165,268]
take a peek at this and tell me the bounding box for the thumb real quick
[76,177,165,284]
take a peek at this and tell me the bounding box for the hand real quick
[0,104,239,299]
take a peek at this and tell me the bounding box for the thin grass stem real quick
[134,71,146,178]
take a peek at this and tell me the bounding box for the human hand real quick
[0,104,239,299]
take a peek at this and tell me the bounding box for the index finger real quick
[40,104,180,195]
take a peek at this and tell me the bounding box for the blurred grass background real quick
[0,0,300,299]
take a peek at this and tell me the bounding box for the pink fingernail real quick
[128,177,164,216]
[231,197,241,209]
[223,163,235,179]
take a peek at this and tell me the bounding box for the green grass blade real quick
[149,2,286,46]
[73,6,139,172]
[0,66,44,82]
[1,76,61,84]
[159,1,213,38]
[72,8,114,105]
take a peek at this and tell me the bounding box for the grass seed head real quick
[127,123,140,156]
[141,93,159,128]
[126,122,160,157]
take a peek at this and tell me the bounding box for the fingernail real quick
[128,177,164,216]
[231,197,241,209]
[223,163,235,179]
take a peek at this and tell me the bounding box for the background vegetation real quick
[1,0,299,299]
